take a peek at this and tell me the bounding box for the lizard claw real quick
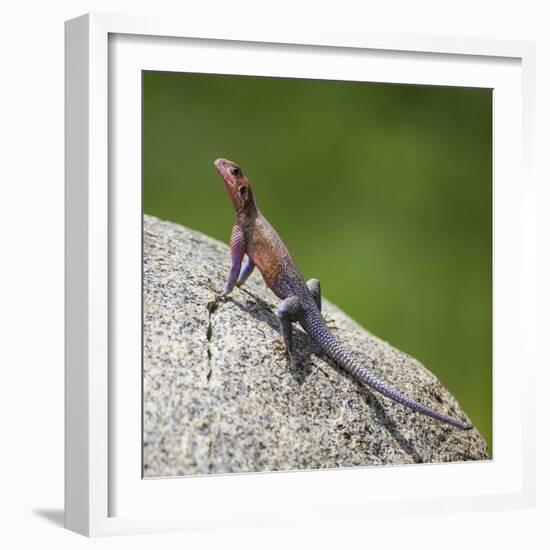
[273,339,291,361]
[206,290,228,313]
[205,279,228,300]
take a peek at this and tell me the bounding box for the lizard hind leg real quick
[276,296,303,353]
[306,278,321,311]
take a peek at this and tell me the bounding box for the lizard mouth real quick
[214,158,235,182]
[214,158,228,171]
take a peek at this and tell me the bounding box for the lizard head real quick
[214,158,255,213]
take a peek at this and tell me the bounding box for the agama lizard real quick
[214,158,472,430]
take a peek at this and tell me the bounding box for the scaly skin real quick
[214,158,472,430]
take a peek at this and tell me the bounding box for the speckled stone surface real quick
[143,214,489,477]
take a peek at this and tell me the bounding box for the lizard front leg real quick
[276,296,302,353]
[220,224,245,297]
[236,256,255,287]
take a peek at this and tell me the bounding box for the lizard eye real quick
[230,166,242,177]
[238,186,247,196]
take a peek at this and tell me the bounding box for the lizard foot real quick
[204,279,231,302]
[272,339,291,362]
[206,288,232,314]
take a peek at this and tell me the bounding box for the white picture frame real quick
[65,12,536,537]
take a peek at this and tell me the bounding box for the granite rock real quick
[143,214,489,477]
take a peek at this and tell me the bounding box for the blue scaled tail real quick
[300,308,472,430]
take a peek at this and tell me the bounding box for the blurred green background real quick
[143,71,492,454]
